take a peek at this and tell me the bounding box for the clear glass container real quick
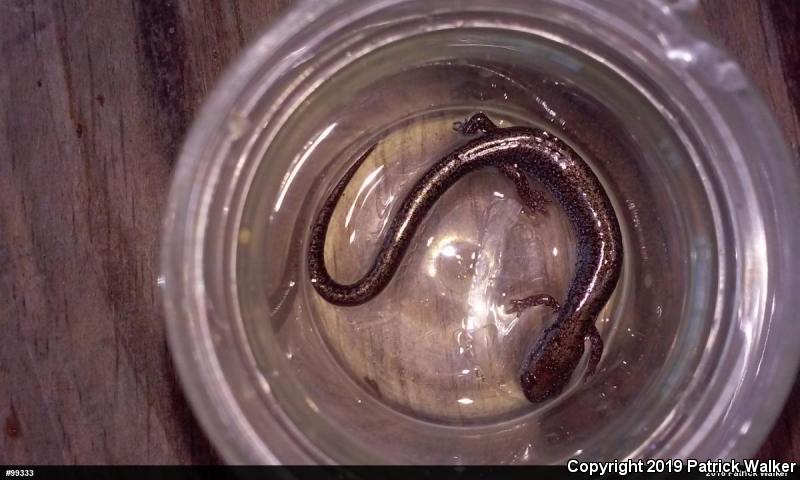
[161,0,800,464]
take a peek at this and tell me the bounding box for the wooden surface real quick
[0,0,798,464]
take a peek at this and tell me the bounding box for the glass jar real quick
[161,0,800,464]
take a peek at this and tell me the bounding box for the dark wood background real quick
[1,0,798,464]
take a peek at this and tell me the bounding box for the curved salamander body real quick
[307,113,623,403]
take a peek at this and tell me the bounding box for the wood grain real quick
[0,0,292,464]
[0,0,797,464]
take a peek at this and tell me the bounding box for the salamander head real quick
[519,325,585,403]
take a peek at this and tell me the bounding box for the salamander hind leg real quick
[585,325,604,378]
[505,293,560,316]
[453,112,499,136]
[498,163,550,216]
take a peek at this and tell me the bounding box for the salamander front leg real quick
[497,163,550,216]
[453,112,499,135]
[585,325,604,377]
[505,294,560,316]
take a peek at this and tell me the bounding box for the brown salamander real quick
[307,112,623,403]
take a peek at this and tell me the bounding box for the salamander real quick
[307,112,623,403]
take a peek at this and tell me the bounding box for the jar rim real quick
[161,0,800,464]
